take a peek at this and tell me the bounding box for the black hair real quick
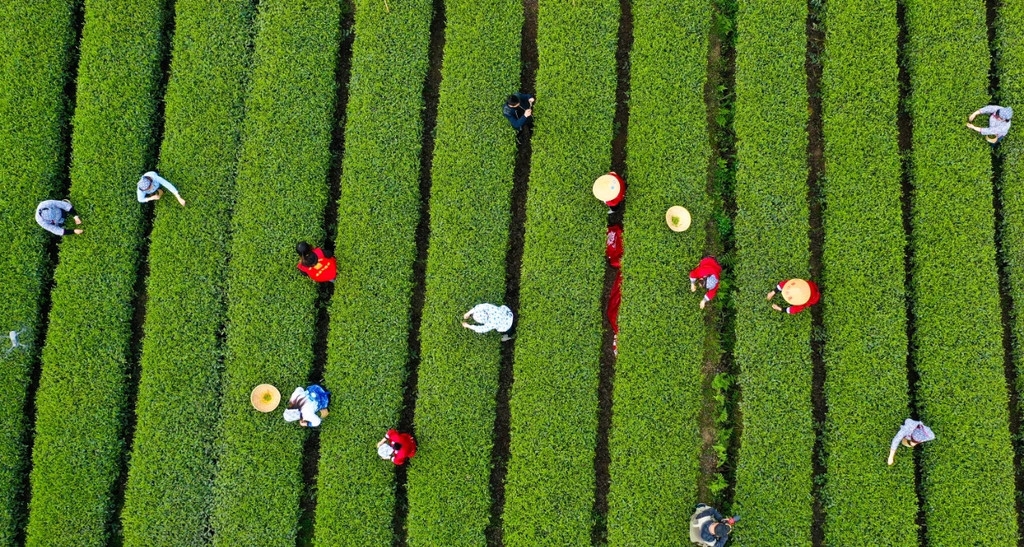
[507,94,520,107]
[296,241,312,255]
[301,253,318,267]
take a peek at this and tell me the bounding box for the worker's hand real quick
[463,311,471,319]
[690,282,696,293]
[524,109,533,117]
[377,438,386,448]
[766,290,776,300]
[969,112,977,122]
[461,321,471,329]
[887,454,895,466]
[177,196,186,206]
[699,299,706,309]
[73,216,82,225]
[73,229,84,235]
[529,97,535,105]
[319,408,329,418]
[772,304,782,311]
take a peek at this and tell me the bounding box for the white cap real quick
[378,444,395,460]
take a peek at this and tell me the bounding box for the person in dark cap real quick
[137,171,186,206]
[503,92,535,132]
[689,504,737,546]
[35,199,83,236]
[967,105,1013,144]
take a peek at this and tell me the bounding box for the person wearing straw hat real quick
[296,241,337,283]
[377,428,417,465]
[35,199,83,236]
[967,105,1012,144]
[887,418,935,466]
[689,504,737,546]
[593,172,626,214]
[137,171,186,206]
[283,385,330,428]
[689,257,722,309]
[766,278,820,315]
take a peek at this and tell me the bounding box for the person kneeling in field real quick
[137,171,186,206]
[462,303,515,342]
[377,429,416,466]
[35,199,83,236]
[967,105,1012,144]
[283,385,330,428]
[689,256,722,309]
[689,504,737,547]
[766,278,820,315]
[296,241,337,283]
[887,418,934,466]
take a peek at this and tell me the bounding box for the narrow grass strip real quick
[209,0,341,544]
[819,0,917,543]
[24,0,170,544]
[313,0,433,544]
[0,0,79,542]
[604,0,710,543]
[730,1,813,544]
[402,0,520,544]
[119,1,254,544]
[501,1,618,544]
[902,0,1018,543]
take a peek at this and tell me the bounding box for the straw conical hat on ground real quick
[665,206,692,232]
[782,279,811,305]
[593,174,621,201]
[251,384,281,412]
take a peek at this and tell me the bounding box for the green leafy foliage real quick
[730,1,814,544]
[24,0,170,544]
[819,1,918,543]
[903,1,1018,543]
[402,0,520,544]
[119,1,254,544]
[501,1,618,544]
[0,0,78,542]
[604,1,710,543]
[208,0,341,544]
[313,0,433,544]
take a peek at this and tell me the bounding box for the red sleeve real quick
[808,281,821,305]
[706,286,719,301]
[313,248,325,260]
[787,303,807,315]
[777,280,788,291]
[386,429,400,443]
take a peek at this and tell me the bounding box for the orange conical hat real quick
[250,384,281,413]
[782,279,811,305]
[593,174,621,201]
[665,206,691,232]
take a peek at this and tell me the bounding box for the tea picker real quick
[3,329,29,359]
[690,504,738,546]
[766,278,820,315]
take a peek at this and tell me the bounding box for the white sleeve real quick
[466,323,490,333]
[302,401,321,427]
[137,186,148,202]
[288,387,305,405]
[155,174,181,198]
[466,304,485,315]
[890,420,916,453]
[978,105,1000,115]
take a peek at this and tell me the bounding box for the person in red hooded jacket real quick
[377,429,417,465]
[296,241,337,283]
[689,257,722,309]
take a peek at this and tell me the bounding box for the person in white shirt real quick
[887,418,935,465]
[461,303,515,341]
[283,385,330,428]
[967,105,1012,143]
[137,171,186,206]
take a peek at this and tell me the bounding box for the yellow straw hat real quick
[782,279,811,305]
[592,174,621,202]
[250,384,281,412]
[665,206,692,232]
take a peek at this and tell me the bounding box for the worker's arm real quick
[154,174,186,206]
[464,322,490,333]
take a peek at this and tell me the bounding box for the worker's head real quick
[471,308,490,324]
[137,176,154,192]
[39,206,61,224]
[296,241,318,266]
[507,95,521,108]
[999,106,1014,120]
[710,521,732,540]
[377,443,396,460]
[296,241,312,256]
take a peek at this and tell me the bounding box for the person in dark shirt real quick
[503,93,535,132]
[689,504,737,547]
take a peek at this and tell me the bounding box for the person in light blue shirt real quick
[137,171,186,206]
[967,105,1012,143]
[34,199,83,236]
[887,418,934,465]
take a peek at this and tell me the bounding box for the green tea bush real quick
[903,0,1018,543]
[0,0,78,542]
[119,1,254,544]
[313,0,433,544]
[402,0,520,544]
[604,0,710,543]
[208,0,341,544]
[819,0,917,543]
[730,1,814,544]
[501,1,618,544]
[24,0,170,545]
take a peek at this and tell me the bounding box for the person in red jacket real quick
[689,256,722,309]
[296,241,337,283]
[766,278,820,315]
[592,172,626,213]
[377,429,417,465]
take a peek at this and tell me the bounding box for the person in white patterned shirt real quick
[462,303,515,341]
